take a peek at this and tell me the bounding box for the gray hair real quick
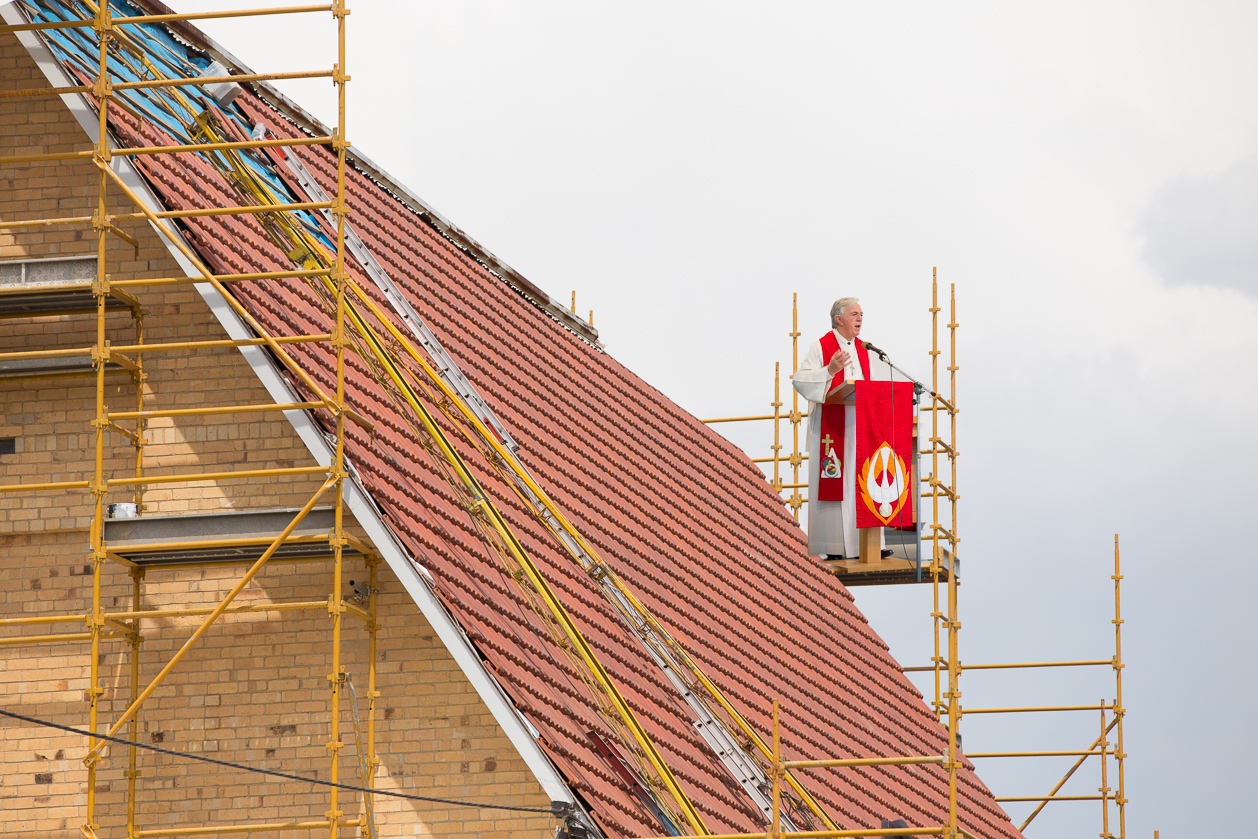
[830,297,859,327]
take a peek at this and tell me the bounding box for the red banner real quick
[854,381,916,528]
[816,402,844,501]
[815,331,868,502]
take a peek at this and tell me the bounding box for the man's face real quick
[835,303,863,338]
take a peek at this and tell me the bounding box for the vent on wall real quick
[0,438,16,455]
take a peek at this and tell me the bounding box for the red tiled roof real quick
[105,86,1020,839]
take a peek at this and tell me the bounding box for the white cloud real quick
[1140,155,1258,293]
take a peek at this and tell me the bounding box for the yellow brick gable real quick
[1,30,555,839]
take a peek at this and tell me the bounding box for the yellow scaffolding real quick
[909,540,1128,836]
[0,3,373,837]
[702,278,1129,837]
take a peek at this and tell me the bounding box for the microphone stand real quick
[866,346,936,400]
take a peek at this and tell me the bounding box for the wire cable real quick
[0,708,559,815]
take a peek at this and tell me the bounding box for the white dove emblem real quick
[863,444,906,518]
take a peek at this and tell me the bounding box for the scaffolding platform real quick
[824,541,957,586]
[0,356,131,381]
[0,284,141,318]
[104,507,370,568]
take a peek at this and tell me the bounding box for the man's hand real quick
[826,350,851,376]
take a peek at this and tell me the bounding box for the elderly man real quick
[791,297,897,559]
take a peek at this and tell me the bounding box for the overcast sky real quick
[185,2,1258,835]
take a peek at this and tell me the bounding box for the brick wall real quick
[1,32,554,839]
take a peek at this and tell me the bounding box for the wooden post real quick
[859,527,880,564]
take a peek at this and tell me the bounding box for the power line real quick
[0,708,560,815]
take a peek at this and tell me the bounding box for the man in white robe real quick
[791,297,896,558]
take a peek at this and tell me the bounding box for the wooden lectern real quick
[824,381,856,406]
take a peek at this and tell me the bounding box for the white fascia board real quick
[3,2,575,809]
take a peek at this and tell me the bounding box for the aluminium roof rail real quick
[273,147,521,455]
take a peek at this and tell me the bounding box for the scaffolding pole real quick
[789,293,803,518]
[944,278,961,838]
[1099,704,1112,838]
[1113,536,1127,839]
[772,363,782,493]
[327,2,350,834]
[83,4,112,833]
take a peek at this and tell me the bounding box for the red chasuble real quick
[854,380,916,528]
[815,333,871,502]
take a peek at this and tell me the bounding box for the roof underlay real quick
[11,3,1022,837]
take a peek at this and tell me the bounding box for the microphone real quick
[862,341,889,360]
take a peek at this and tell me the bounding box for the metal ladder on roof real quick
[276,147,520,454]
[276,148,815,831]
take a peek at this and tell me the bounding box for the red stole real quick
[816,333,870,502]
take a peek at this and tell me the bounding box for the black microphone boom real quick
[862,341,888,360]
[863,341,938,399]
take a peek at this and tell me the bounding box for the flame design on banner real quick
[857,442,909,525]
